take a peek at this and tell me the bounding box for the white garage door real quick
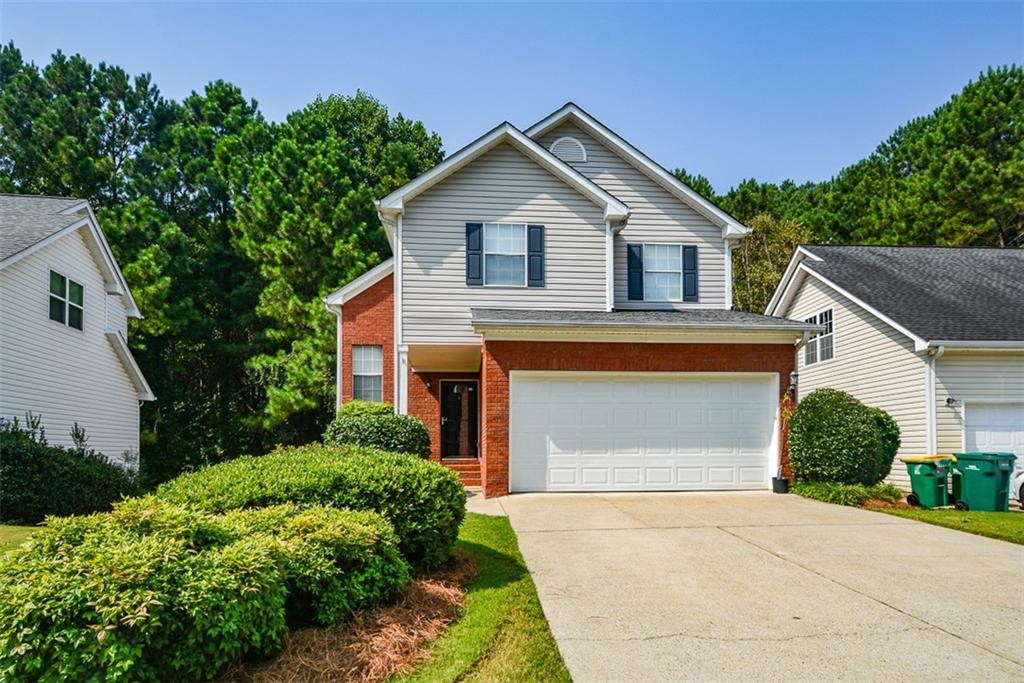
[509,372,778,492]
[965,403,1024,458]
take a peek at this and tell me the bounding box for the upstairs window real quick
[483,223,527,286]
[352,345,383,402]
[49,270,84,330]
[804,309,834,365]
[627,243,699,302]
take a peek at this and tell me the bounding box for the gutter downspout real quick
[325,302,343,412]
[925,344,944,454]
[790,331,812,403]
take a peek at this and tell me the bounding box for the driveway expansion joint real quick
[560,624,936,644]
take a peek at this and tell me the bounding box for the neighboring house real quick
[0,194,154,467]
[767,245,1024,488]
[326,103,819,497]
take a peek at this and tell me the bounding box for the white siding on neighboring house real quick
[0,230,140,466]
[935,351,1024,454]
[537,122,728,310]
[105,293,129,338]
[783,276,928,488]
[401,142,608,344]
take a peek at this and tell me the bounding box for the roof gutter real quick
[472,319,824,333]
[925,340,1024,350]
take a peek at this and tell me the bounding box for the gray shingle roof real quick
[800,245,1024,342]
[472,307,817,331]
[0,194,88,263]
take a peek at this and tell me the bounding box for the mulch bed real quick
[863,498,912,510]
[222,552,478,683]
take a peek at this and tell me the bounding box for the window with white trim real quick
[643,244,684,302]
[804,309,834,365]
[352,345,383,402]
[49,270,84,330]
[483,222,526,286]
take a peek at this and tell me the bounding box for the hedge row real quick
[324,411,431,457]
[0,498,408,681]
[0,417,138,523]
[156,444,465,569]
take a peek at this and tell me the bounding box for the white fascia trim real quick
[105,330,156,401]
[377,122,629,223]
[764,246,822,315]
[0,214,143,318]
[927,340,1024,349]
[325,258,394,307]
[770,261,930,352]
[524,103,748,239]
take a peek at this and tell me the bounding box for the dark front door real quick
[441,381,479,459]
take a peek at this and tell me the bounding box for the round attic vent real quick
[549,136,587,164]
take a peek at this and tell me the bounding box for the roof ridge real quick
[0,192,85,202]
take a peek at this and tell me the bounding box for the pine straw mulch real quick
[863,497,912,510]
[221,552,478,683]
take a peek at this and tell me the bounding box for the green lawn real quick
[0,525,36,552]
[397,513,570,683]
[880,508,1024,545]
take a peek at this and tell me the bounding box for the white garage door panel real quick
[510,374,777,492]
[965,403,1024,457]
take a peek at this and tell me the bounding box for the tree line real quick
[1,43,1019,481]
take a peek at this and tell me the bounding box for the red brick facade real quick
[480,340,796,497]
[339,274,394,404]
[338,277,795,497]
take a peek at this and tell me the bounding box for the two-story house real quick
[326,103,818,497]
[0,194,154,467]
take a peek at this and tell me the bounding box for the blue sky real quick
[1,2,1020,190]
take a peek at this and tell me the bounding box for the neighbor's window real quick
[352,345,383,402]
[483,223,526,286]
[49,270,84,330]
[804,309,834,365]
[643,244,683,302]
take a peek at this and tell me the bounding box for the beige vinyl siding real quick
[783,276,927,488]
[401,142,607,344]
[0,230,141,466]
[935,351,1024,454]
[537,122,727,309]
[105,293,129,337]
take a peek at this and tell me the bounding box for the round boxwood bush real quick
[788,389,889,485]
[324,412,430,457]
[156,444,465,570]
[337,399,396,419]
[867,406,901,483]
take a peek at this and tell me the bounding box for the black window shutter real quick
[527,224,545,287]
[466,223,483,286]
[627,244,644,300]
[683,245,698,302]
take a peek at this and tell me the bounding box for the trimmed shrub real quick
[324,412,431,457]
[788,389,889,485]
[0,416,139,523]
[0,498,409,681]
[337,400,395,418]
[792,482,904,507]
[157,444,465,569]
[219,504,409,626]
[0,499,286,681]
[868,407,901,482]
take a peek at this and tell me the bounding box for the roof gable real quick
[0,195,142,318]
[768,245,1024,346]
[378,122,629,225]
[525,103,749,241]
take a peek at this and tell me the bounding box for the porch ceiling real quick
[408,344,482,373]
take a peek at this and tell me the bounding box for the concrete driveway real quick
[497,492,1024,682]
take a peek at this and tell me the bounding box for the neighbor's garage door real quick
[965,403,1024,459]
[509,373,777,492]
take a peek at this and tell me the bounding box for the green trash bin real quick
[900,455,953,508]
[951,452,1017,512]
